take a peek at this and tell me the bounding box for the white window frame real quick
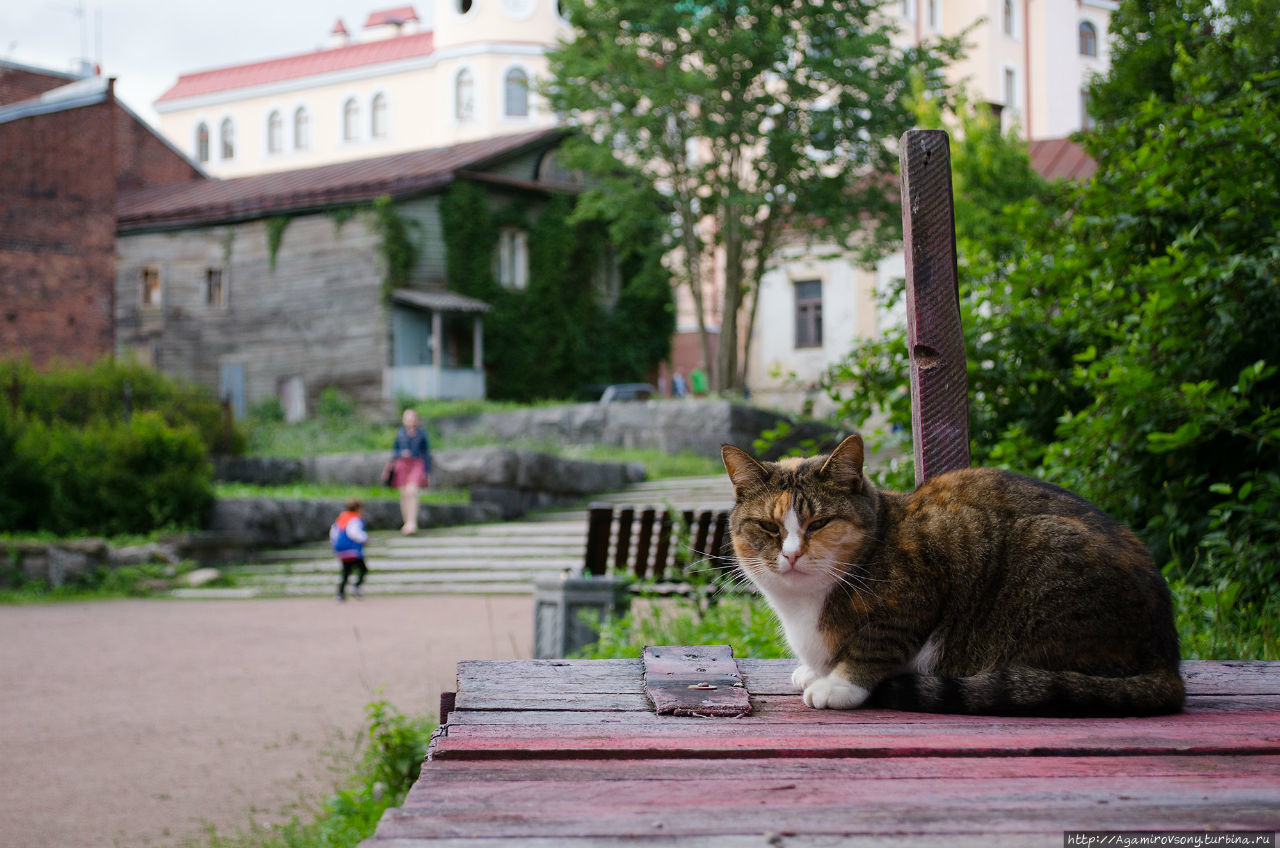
[266,109,284,155]
[371,92,389,139]
[219,116,235,161]
[503,66,530,119]
[455,68,476,122]
[293,105,311,151]
[141,266,162,309]
[195,121,210,163]
[496,228,529,290]
[1002,0,1018,39]
[342,97,360,143]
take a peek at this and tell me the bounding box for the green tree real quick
[545,0,959,392]
[827,0,1280,606]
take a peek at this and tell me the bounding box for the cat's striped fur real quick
[722,434,1184,716]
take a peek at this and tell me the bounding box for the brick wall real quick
[0,76,204,368]
[0,96,117,366]
[0,63,78,106]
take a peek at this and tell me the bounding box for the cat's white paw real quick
[803,675,869,710]
[791,664,819,690]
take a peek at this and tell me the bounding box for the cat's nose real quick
[784,551,801,569]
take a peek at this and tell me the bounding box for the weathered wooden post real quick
[899,129,970,486]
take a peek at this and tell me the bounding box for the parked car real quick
[598,383,656,403]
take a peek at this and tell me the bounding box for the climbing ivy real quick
[370,195,420,301]
[263,215,291,272]
[439,179,672,402]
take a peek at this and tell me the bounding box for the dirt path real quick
[0,595,532,847]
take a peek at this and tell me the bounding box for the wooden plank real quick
[641,645,751,717]
[364,833,1057,847]
[402,754,1280,791]
[376,757,1280,840]
[899,128,970,485]
[736,659,1280,697]
[427,707,1280,760]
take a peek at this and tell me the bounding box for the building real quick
[114,128,576,418]
[740,0,1114,413]
[0,60,205,369]
[154,2,569,179]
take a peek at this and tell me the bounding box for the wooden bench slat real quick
[380,755,1280,840]
[641,645,751,717]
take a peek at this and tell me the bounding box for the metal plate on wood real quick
[900,128,970,486]
[642,645,752,717]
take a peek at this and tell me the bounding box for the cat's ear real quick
[820,434,866,490]
[721,444,767,496]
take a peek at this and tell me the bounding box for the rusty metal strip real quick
[642,645,752,717]
[900,129,971,486]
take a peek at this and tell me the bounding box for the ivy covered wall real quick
[439,179,673,402]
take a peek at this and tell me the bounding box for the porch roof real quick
[390,288,492,314]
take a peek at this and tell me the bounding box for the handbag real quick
[381,459,397,488]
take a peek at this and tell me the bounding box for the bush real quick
[15,410,213,536]
[576,595,790,660]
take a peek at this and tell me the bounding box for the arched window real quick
[504,68,528,117]
[343,98,359,142]
[219,118,234,160]
[1003,0,1015,36]
[267,110,283,154]
[195,122,210,163]
[456,69,475,121]
[1079,21,1098,57]
[371,93,388,138]
[294,107,310,150]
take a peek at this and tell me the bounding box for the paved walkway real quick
[0,474,734,848]
[214,475,735,598]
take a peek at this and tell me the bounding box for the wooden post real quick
[613,506,635,573]
[899,129,970,486]
[633,508,656,580]
[584,504,613,577]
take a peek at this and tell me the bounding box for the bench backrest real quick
[583,503,730,583]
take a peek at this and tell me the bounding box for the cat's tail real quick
[867,666,1185,716]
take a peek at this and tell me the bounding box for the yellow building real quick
[155,3,569,178]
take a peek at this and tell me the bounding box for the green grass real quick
[195,700,435,848]
[0,561,222,605]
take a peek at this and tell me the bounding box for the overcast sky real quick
[2,1,397,127]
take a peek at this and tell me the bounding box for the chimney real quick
[329,18,350,48]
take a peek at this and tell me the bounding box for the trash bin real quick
[533,573,632,659]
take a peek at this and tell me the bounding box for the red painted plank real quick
[376,759,1280,840]
[642,645,751,717]
[428,706,1280,761]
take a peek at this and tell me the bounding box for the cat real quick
[721,434,1184,716]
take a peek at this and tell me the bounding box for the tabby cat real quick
[721,434,1184,715]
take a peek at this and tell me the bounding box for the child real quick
[330,499,369,601]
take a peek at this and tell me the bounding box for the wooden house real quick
[115,127,573,418]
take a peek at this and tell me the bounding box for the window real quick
[294,107,310,150]
[455,69,475,121]
[900,0,914,22]
[504,68,529,117]
[206,268,225,307]
[457,0,473,13]
[1079,21,1098,57]
[1004,67,1017,109]
[195,122,210,163]
[267,110,283,154]
[495,228,529,290]
[141,267,162,308]
[371,93,388,138]
[927,0,940,30]
[343,98,359,142]
[1002,0,1015,36]
[794,280,822,349]
[1080,88,1096,130]
[219,118,234,160]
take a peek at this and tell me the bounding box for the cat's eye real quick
[754,520,780,537]
[806,517,833,535]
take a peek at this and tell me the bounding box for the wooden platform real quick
[362,652,1280,847]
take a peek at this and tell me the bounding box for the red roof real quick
[155,31,434,104]
[1028,138,1097,181]
[364,6,419,27]
[117,129,566,231]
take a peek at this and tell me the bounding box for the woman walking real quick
[388,408,431,534]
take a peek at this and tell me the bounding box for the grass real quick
[214,482,470,504]
[194,700,435,848]
[0,560,225,605]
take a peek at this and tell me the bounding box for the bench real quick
[583,502,731,590]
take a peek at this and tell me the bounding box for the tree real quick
[544,0,958,392]
[826,0,1280,607]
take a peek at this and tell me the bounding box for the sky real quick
[2,1,403,127]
